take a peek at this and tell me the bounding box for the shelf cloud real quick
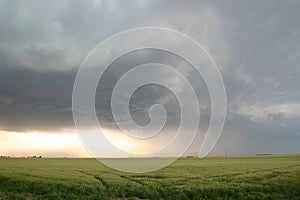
[0,0,299,156]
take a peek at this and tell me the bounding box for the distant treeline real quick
[0,155,42,158]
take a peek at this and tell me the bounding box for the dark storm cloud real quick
[0,0,299,155]
[0,67,75,131]
[96,49,211,133]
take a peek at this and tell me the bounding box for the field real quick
[0,155,299,199]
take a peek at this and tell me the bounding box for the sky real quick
[0,0,299,157]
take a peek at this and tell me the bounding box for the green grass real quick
[0,155,299,199]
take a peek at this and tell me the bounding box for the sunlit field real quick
[0,155,299,199]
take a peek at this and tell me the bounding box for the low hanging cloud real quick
[0,0,299,156]
[236,103,300,122]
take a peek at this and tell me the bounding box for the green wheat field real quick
[0,155,299,199]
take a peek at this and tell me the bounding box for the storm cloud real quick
[0,0,299,156]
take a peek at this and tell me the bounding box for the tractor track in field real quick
[119,175,165,199]
[77,170,108,189]
[93,175,109,189]
[77,170,165,199]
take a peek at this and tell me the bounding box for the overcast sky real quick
[0,0,299,157]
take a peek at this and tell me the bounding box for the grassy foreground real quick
[0,155,299,199]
